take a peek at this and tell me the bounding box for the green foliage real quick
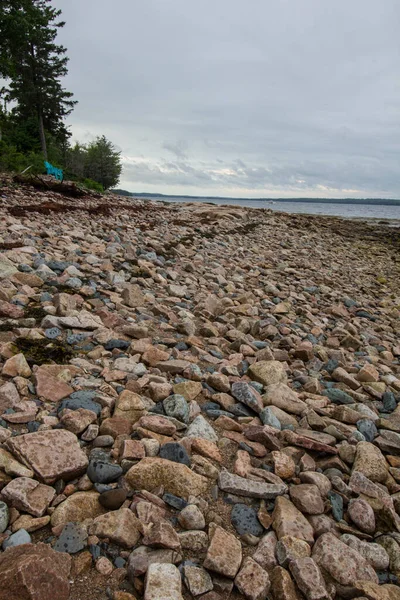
[82,178,104,193]
[84,136,122,190]
[0,0,76,156]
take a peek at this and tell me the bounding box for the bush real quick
[82,178,104,193]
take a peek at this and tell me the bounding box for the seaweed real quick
[15,337,77,365]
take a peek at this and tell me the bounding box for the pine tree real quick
[84,136,123,190]
[0,0,76,159]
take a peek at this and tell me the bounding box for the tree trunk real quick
[38,111,47,160]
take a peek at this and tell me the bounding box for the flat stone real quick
[3,529,31,549]
[218,469,287,499]
[204,525,242,578]
[126,457,209,499]
[231,382,263,414]
[50,492,106,527]
[341,534,390,570]
[0,542,71,600]
[1,477,55,517]
[312,532,379,588]
[122,284,146,307]
[289,485,324,515]
[289,557,329,600]
[54,522,88,554]
[60,408,97,435]
[12,514,50,533]
[272,496,314,544]
[144,563,183,600]
[253,531,278,571]
[235,557,270,600]
[248,361,287,386]
[90,507,141,548]
[128,547,182,578]
[35,367,74,402]
[231,503,264,536]
[173,381,202,401]
[263,384,307,415]
[143,521,180,550]
[0,448,33,478]
[6,429,88,484]
[2,353,32,378]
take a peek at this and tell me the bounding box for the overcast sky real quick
[54,0,400,198]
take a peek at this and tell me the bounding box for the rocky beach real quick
[0,176,399,600]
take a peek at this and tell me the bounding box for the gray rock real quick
[3,529,31,549]
[186,415,218,442]
[218,469,287,499]
[231,503,264,537]
[0,501,9,533]
[87,460,123,484]
[54,522,88,554]
[356,419,377,442]
[260,407,281,430]
[163,395,190,423]
[160,442,191,466]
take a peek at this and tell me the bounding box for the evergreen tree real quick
[0,0,76,159]
[84,136,122,190]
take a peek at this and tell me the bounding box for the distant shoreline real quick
[112,189,400,206]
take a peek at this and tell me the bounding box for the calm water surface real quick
[150,196,400,222]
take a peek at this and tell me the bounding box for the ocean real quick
[149,196,400,222]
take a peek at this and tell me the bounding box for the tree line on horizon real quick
[0,0,122,190]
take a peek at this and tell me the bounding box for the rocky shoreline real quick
[0,177,400,600]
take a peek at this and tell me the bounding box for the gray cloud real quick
[54,0,400,198]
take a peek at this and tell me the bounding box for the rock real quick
[312,532,379,588]
[1,477,55,517]
[128,547,182,578]
[12,514,50,533]
[289,485,324,515]
[289,557,329,600]
[253,531,278,571]
[0,502,9,533]
[178,504,205,530]
[203,525,242,578]
[183,565,213,596]
[95,556,113,575]
[98,488,127,510]
[341,534,390,570]
[248,361,287,386]
[0,448,33,478]
[231,503,264,537]
[34,367,74,402]
[60,408,97,435]
[2,353,31,378]
[218,469,287,498]
[54,522,88,554]
[232,382,263,413]
[173,380,202,401]
[114,390,146,424]
[50,492,106,527]
[159,442,191,465]
[0,254,18,279]
[0,542,71,600]
[126,457,209,499]
[178,530,209,552]
[263,384,307,415]
[144,563,183,600]
[143,521,180,550]
[90,508,141,548]
[163,394,190,423]
[276,536,311,567]
[235,557,270,600]
[6,429,88,484]
[272,496,314,544]
[260,407,282,429]
[87,460,123,484]
[299,472,331,497]
[353,441,388,483]
[270,566,304,600]
[186,415,218,442]
[348,498,375,533]
[122,284,146,307]
[3,528,31,549]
